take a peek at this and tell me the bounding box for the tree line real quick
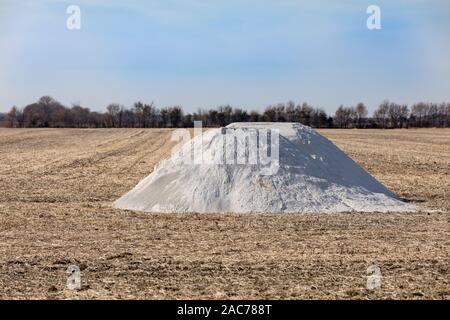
[2,96,450,129]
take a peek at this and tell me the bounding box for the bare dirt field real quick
[0,128,448,299]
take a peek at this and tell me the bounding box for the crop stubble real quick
[0,128,448,299]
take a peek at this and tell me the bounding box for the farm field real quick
[0,128,448,299]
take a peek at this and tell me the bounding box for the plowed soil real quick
[0,128,448,299]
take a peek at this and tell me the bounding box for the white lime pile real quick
[114,123,416,213]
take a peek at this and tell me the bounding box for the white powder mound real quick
[114,123,417,213]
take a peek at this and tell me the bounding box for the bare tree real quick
[263,106,277,122]
[387,102,409,128]
[334,105,346,128]
[249,111,260,122]
[411,102,428,127]
[6,106,17,128]
[142,102,156,128]
[355,102,368,128]
[70,105,90,128]
[133,102,145,128]
[168,106,184,127]
[16,108,24,128]
[231,108,249,123]
[373,101,390,128]
[334,105,355,128]
[106,104,121,128]
[285,101,296,122]
[23,96,65,127]
[8,95,450,129]
[297,102,314,125]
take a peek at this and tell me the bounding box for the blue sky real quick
[0,0,449,113]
